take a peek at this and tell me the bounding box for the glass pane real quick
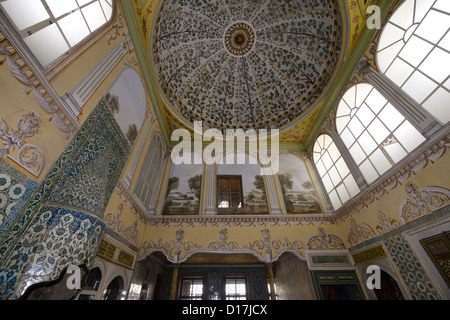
[399,35,433,67]
[377,40,405,73]
[100,0,114,19]
[378,104,404,131]
[415,10,450,45]
[367,118,390,144]
[336,184,350,204]
[365,87,387,114]
[328,166,342,187]
[388,0,415,30]
[335,157,350,179]
[343,175,360,197]
[328,190,341,210]
[355,83,373,108]
[422,88,450,124]
[358,131,377,155]
[384,57,415,87]
[77,0,94,6]
[439,31,450,52]
[82,1,107,31]
[327,141,341,163]
[435,0,450,13]
[401,71,437,104]
[359,160,378,184]
[369,149,392,175]
[23,24,69,67]
[347,116,365,138]
[339,127,355,148]
[377,23,406,52]
[315,157,326,177]
[321,174,333,193]
[1,0,50,30]
[419,47,450,83]
[384,141,408,163]
[355,103,375,127]
[46,0,78,18]
[349,143,366,165]
[394,121,425,152]
[414,0,435,24]
[58,11,90,46]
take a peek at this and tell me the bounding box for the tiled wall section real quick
[0,158,39,239]
[0,101,130,299]
[349,205,449,300]
[0,205,105,299]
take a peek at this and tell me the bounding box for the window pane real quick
[384,140,408,163]
[422,88,450,124]
[394,121,426,152]
[378,104,404,131]
[419,48,450,83]
[336,184,350,204]
[367,118,390,144]
[358,131,377,155]
[1,0,50,30]
[369,149,392,175]
[58,11,90,46]
[23,24,69,67]
[359,160,378,184]
[415,10,450,44]
[82,2,107,31]
[343,175,359,198]
[401,71,437,104]
[100,0,114,19]
[399,35,433,67]
[46,0,78,18]
[384,57,415,87]
[328,190,341,209]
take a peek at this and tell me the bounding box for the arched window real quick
[336,83,425,184]
[134,134,164,209]
[103,276,124,300]
[376,0,450,124]
[313,134,360,210]
[0,0,114,68]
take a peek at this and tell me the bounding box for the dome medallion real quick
[152,0,342,130]
[224,22,256,57]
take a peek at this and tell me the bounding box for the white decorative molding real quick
[139,228,307,264]
[400,183,450,223]
[307,227,346,250]
[0,113,45,177]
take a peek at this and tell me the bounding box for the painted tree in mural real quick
[126,123,138,145]
[253,176,267,203]
[188,175,202,202]
[104,92,120,114]
[278,173,295,212]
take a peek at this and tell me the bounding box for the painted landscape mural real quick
[278,153,322,214]
[163,153,202,215]
[217,153,269,215]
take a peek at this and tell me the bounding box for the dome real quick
[151,0,342,130]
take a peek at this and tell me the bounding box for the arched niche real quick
[277,152,322,214]
[106,67,147,146]
[216,151,269,215]
[163,151,203,215]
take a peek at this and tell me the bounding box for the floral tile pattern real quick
[0,158,39,239]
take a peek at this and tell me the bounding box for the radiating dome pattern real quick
[152,0,342,130]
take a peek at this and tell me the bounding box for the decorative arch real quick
[106,66,147,146]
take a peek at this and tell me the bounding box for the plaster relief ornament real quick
[0,113,44,177]
[152,0,342,130]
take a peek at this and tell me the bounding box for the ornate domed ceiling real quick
[151,0,342,131]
